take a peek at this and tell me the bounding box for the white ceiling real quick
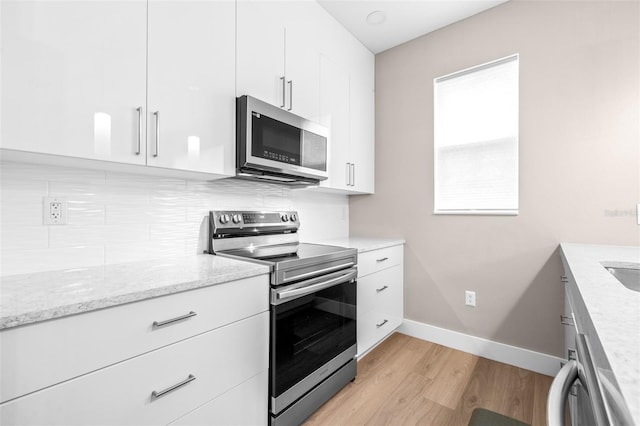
[317,0,510,54]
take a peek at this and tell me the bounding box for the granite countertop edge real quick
[0,255,269,331]
[315,236,405,253]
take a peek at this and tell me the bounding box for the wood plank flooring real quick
[304,333,553,426]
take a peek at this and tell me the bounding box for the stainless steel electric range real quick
[209,210,357,426]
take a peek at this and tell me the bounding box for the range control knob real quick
[219,214,230,224]
[232,214,242,224]
[281,214,289,222]
[290,214,297,222]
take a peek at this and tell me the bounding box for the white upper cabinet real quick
[1,0,148,164]
[318,24,375,194]
[236,1,286,109]
[349,79,375,194]
[1,0,236,178]
[236,0,320,121]
[147,0,236,175]
[319,55,350,191]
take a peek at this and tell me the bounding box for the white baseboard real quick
[399,319,563,377]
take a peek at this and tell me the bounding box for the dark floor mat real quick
[468,408,530,426]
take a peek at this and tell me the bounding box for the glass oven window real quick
[271,280,356,398]
[252,114,302,165]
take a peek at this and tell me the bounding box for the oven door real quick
[270,267,357,415]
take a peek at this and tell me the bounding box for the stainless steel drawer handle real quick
[151,374,196,400]
[376,257,389,262]
[376,285,389,293]
[560,315,574,326]
[376,319,389,328]
[153,311,197,328]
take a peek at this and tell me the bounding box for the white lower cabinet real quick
[0,276,269,426]
[357,245,404,357]
[169,371,267,426]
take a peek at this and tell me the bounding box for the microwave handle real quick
[547,359,578,426]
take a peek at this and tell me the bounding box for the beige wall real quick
[350,0,640,356]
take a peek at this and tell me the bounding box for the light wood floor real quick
[305,333,553,426]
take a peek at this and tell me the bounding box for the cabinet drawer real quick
[357,311,402,357]
[169,371,267,426]
[358,265,403,314]
[0,274,268,403]
[0,312,268,426]
[358,245,403,278]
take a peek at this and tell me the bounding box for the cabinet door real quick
[319,54,350,191]
[282,1,321,122]
[146,0,235,176]
[236,0,286,107]
[0,0,147,164]
[349,79,375,194]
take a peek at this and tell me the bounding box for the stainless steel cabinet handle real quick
[151,374,196,400]
[136,106,143,155]
[561,275,568,283]
[351,163,355,187]
[547,360,577,426]
[376,319,389,328]
[153,111,160,157]
[376,257,389,262]
[345,163,351,186]
[280,76,286,108]
[560,315,574,326]
[287,80,293,111]
[376,285,389,293]
[152,311,197,328]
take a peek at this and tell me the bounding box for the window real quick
[434,54,519,215]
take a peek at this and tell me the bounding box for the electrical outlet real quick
[43,197,67,225]
[465,290,476,307]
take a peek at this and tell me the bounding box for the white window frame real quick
[433,54,519,216]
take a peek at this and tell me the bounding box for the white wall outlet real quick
[465,290,476,307]
[43,197,68,225]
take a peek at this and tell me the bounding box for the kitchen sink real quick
[603,262,640,292]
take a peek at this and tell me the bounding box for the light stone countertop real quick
[0,255,269,330]
[560,243,640,425]
[314,236,405,253]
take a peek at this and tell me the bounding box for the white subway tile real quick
[0,246,105,276]
[105,241,186,264]
[0,225,49,250]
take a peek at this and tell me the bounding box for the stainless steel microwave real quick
[236,95,329,186]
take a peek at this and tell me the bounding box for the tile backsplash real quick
[0,161,349,276]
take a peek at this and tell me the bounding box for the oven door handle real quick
[282,261,356,283]
[274,269,357,303]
